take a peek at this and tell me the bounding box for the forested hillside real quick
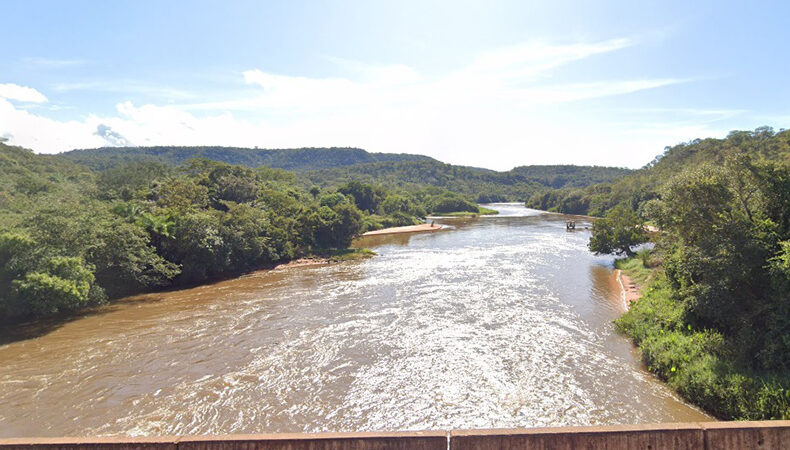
[0,143,492,324]
[58,146,632,203]
[583,126,790,420]
[60,146,435,171]
[528,126,790,216]
[304,160,632,202]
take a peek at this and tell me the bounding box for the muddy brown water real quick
[0,204,710,437]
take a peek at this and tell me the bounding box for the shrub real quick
[11,256,101,317]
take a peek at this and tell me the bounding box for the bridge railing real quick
[2,421,789,450]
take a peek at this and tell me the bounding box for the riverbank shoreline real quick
[0,204,713,434]
[615,269,642,310]
[362,223,444,236]
[613,253,790,421]
[427,207,500,218]
[534,208,599,221]
[273,249,376,269]
[0,248,376,342]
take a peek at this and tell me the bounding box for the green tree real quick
[427,194,478,214]
[87,219,180,297]
[12,256,101,317]
[318,192,347,208]
[219,202,282,270]
[338,181,383,213]
[303,206,339,249]
[302,203,363,249]
[158,210,226,284]
[653,160,790,360]
[152,177,209,211]
[330,202,363,247]
[588,204,648,256]
[0,232,39,286]
[381,194,414,215]
[97,161,171,200]
[0,232,40,318]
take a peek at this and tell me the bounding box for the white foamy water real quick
[0,204,709,437]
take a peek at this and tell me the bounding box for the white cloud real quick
[0,98,104,150]
[0,83,48,103]
[464,38,633,79]
[180,39,666,117]
[20,57,86,69]
[52,81,195,100]
[0,37,726,169]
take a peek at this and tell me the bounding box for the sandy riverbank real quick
[362,223,443,236]
[615,269,642,309]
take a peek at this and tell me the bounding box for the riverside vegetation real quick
[0,144,511,324]
[5,128,789,422]
[586,127,790,420]
[4,142,615,324]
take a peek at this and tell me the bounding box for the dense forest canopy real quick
[583,127,790,420]
[59,146,436,172]
[304,160,632,202]
[0,143,504,324]
[57,145,633,204]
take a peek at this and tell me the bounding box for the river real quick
[0,203,709,437]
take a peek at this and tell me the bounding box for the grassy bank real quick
[614,254,654,286]
[432,206,500,217]
[615,253,790,420]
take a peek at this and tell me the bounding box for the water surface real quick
[0,204,709,437]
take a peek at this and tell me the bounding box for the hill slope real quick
[0,143,95,228]
[57,145,633,202]
[527,126,790,215]
[59,146,436,171]
[304,160,632,202]
[579,126,790,421]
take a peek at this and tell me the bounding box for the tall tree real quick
[588,204,648,257]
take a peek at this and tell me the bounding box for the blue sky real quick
[1,0,788,169]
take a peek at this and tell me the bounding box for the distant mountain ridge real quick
[59,146,437,171]
[56,145,633,202]
[304,160,632,202]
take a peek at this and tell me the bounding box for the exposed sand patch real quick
[362,223,443,236]
[615,269,642,309]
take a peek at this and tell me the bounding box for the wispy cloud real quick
[0,83,48,103]
[0,37,722,169]
[0,97,102,150]
[463,38,633,79]
[52,80,195,100]
[179,38,664,113]
[20,57,87,69]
